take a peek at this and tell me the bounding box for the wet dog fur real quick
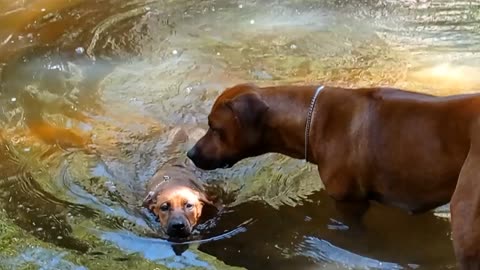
[142,127,221,240]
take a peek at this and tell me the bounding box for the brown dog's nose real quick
[187,147,197,161]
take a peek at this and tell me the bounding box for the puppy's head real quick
[143,186,213,239]
[187,83,269,170]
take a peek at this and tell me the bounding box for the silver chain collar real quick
[304,85,324,162]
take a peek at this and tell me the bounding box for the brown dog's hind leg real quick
[451,143,480,270]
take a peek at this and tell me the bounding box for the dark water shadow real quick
[198,189,455,270]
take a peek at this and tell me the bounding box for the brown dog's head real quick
[143,181,213,239]
[187,83,269,170]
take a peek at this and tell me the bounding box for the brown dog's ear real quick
[226,92,269,128]
[142,191,157,208]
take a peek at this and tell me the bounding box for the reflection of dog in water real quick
[142,127,222,241]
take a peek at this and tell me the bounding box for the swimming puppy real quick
[143,164,212,238]
[142,161,219,239]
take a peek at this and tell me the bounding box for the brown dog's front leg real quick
[334,200,370,231]
[320,169,370,230]
[451,147,480,270]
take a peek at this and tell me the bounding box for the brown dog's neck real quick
[259,85,322,160]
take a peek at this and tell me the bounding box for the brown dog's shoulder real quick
[358,87,437,102]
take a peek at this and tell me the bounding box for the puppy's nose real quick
[187,147,197,160]
[169,220,186,231]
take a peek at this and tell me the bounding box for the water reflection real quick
[0,137,92,252]
[297,237,403,270]
[198,191,454,270]
[0,0,479,269]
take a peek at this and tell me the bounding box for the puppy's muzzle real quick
[167,216,191,238]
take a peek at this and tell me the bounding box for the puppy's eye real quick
[160,203,170,212]
[185,202,194,210]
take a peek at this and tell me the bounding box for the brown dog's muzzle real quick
[187,144,234,170]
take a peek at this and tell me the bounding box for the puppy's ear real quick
[197,192,221,224]
[142,191,157,208]
[198,192,215,208]
[225,92,269,128]
[200,184,228,211]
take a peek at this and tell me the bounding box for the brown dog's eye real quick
[210,127,224,139]
[160,203,170,212]
[185,202,194,210]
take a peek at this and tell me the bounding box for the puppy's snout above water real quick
[167,216,191,237]
[170,220,186,230]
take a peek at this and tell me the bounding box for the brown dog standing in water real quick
[143,128,219,240]
[187,83,480,269]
